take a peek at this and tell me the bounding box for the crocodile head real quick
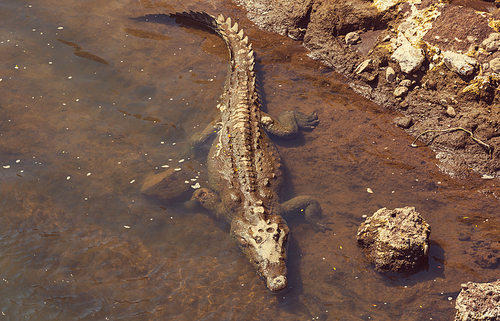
[231,214,290,292]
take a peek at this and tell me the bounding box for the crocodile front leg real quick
[261,111,319,139]
[280,196,330,232]
[185,187,230,222]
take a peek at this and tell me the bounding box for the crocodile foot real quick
[294,111,319,129]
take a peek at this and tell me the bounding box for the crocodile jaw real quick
[231,215,289,292]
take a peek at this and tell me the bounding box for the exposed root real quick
[410,127,492,156]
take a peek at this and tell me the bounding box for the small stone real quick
[446,106,456,117]
[393,86,409,97]
[481,33,500,52]
[391,34,425,74]
[489,58,500,73]
[440,99,448,105]
[355,59,371,74]
[345,32,361,45]
[399,79,412,87]
[442,51,477,76]
[393,116,412,128]
[386,67,396,83]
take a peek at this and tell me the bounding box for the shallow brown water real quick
[1,0,500,320]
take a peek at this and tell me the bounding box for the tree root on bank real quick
[410,127,492,156]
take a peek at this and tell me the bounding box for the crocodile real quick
[170,11,328,292]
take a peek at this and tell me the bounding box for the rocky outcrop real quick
[356,206,430,271]
[455,280,500,321]
[235,0,500,178]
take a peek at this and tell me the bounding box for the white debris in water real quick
[174,168,181,171]
[184,181,189,184]
[124,225,131,229]
[57,26,63,30]
[130,179,135,183]
[190,178,196,181]
[366,188,373,194]
[3,165,10,169]
[172,143,176,146]
[117,162,121,164]
[68,76,72,79]
[160,141,164,144]
[67,176,71,180]
[191,182,201,189]
[86,172,91,176]
[482,174,495,179]
[161,165,169,168]
[179,159,185,163]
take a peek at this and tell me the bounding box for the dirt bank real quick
[235,0,500,178]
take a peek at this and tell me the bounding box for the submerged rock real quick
[455,280,500,321]
[356,206,430,271]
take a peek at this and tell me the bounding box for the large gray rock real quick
[455,280,500,321]
[356,206,430,271]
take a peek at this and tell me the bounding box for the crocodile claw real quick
[295,111,319,129]
[310,218,333,233]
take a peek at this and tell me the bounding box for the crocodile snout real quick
[267,275,287,292]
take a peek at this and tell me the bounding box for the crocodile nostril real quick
[267,227,274,233]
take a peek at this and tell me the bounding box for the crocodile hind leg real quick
[261,111,319,139]
[280,196,330,232]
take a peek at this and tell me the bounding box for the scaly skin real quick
[172,11,328,292]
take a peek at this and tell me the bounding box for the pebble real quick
[446,106,456,117]
[345,32,361,45]
[355,59,371,74]
[394,86,409,97]
[489,58,500,73]
[399,79,412,87]
[442,51,477,76]
[393,116,413,128]
[481,33,500,52]
[386,67,396,83]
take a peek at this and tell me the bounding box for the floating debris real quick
[191,182,201,189]
[3,165,10,169]
[482,174,495,179]
[124,225,131,229]
[367,188,374,194]
[66,176,71,180]
[130,179,135,184]
[174,168,181,171]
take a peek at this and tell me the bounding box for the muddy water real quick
[1,0,500,320]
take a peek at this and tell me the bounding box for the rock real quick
[399,79,412,87]
[480,33,500,52]
[391,37,425,74]
[455,280,500,321]
[489,58,500,73]
[393,116,412,128]
[345,31,360,45]
[446,106,457,117]
[393,86,409,97]
[386,67,396,83]
[355,59,371,74]
[141,168,193,201]
[442,51,477,76]
[356,206,431,271]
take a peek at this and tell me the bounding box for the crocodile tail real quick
[170,11,256,74]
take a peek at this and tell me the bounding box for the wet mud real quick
[1,0,500,320]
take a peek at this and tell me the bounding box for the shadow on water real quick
[2,0,500,320]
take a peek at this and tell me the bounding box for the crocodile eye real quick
[266,227,274,233]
